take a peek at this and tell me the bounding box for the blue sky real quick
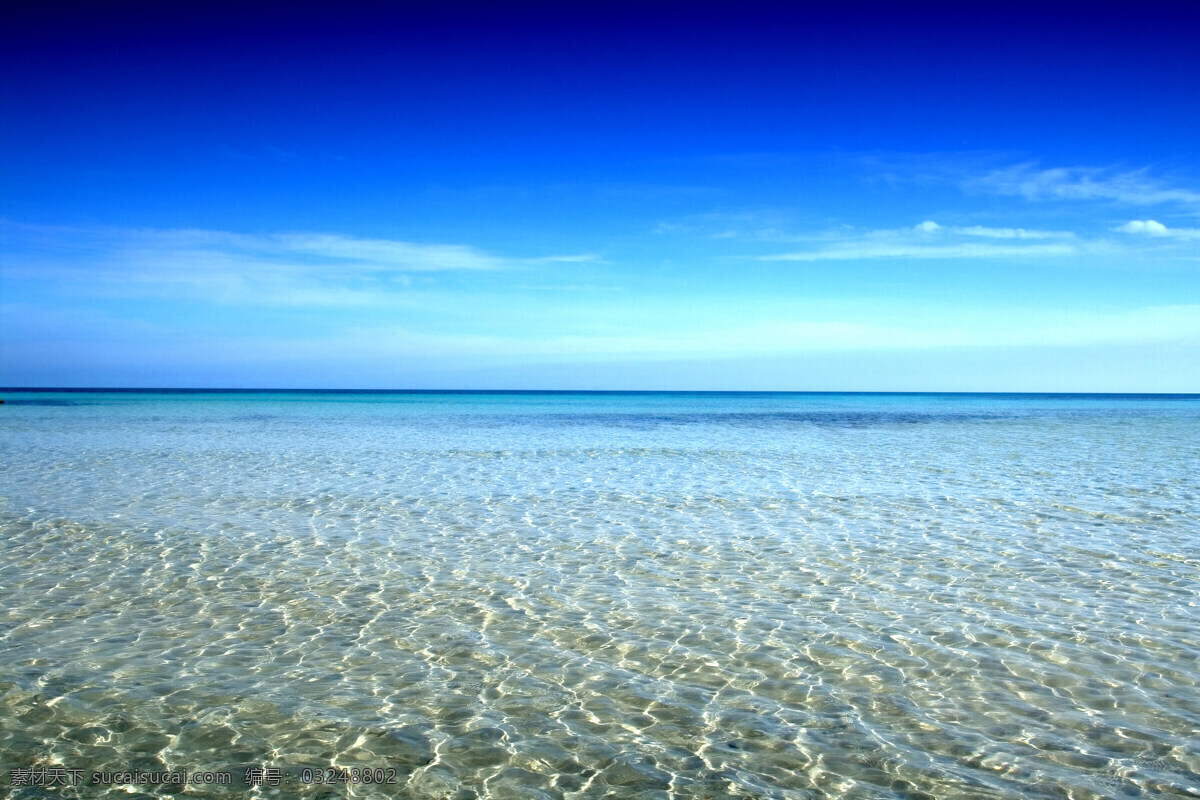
[2,3,1198,390]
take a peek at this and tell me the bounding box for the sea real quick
[0,390,1197,799]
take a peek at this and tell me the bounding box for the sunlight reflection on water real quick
[1,393,1198,798]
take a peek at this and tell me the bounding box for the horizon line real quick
[2,387,1199,398]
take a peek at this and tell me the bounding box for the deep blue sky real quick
[3,2,1199,389]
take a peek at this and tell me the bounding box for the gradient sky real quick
[2,2,1199,390]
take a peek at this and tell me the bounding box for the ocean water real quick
[0,391,1197,799]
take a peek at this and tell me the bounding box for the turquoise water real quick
[1,391,1198,798]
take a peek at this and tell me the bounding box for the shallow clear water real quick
[1,391,1198,799]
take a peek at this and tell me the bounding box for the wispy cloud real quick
[528,253,605,264]
[649,209,801,242]
[1,223,591,306]
[758,221,1078,262]
[913,220,1072,239]
[975,164,1200,208]
[126,228,511,272]
[1114,219,1200,239]
[761,243,1076,262]
[953,225,1074,239]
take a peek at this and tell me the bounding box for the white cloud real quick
[529,253,605,263]
[954,225,1073,239]
[976,164,1200,208]
[757,222,1079,262]
[652,222,695,235]
[0,223,593,306]
[1116,220,1169,235]
[121,228,509,272]
[914,220,1074,239]
[1114,219,1200,239]
[760,242,1076,262]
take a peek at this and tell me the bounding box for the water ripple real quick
[1,393,1198,798]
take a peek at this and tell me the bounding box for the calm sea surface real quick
[1,391,1197,799]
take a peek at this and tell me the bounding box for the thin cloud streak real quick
[758,222,1079,262]
[975,164,1200,208]
[954,225,1074,239]
[914,220,1074,239]
[1,223,593,306]
[759,243,1076,262]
